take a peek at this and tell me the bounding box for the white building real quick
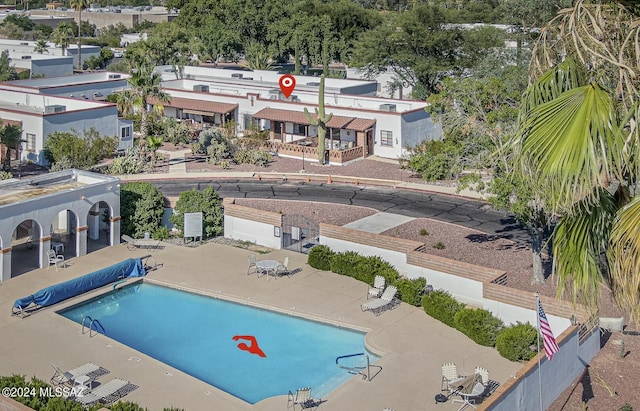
[0,169,121,281]
[0,39,101,72]
[153,66,442,163]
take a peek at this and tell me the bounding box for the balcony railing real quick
[263,140,363,165]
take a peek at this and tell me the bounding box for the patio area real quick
[0,241,521,410]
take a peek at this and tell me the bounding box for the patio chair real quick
[248,254,258,275]
[474,366,489,386]
[74,378,138,406]
[360,285,397,315]
[441,362,461,391]
[287,387,318,410]
[50,362,110,386]
[121,234,160,251]
[47,249,65,271]
[276,257,290,277]
[368,275,385,299]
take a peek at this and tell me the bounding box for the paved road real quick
[152,179,530,244]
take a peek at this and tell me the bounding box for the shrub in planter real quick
[422,290,465,327]
[307,245,334,271]
[393,277,426,306]
[495,322,538,361]
[330,251,362,277]
[454,308,504,347]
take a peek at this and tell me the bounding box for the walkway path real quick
[157,148,191,174]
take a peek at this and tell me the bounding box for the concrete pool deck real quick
[0,242,521,411]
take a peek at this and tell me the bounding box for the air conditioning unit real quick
[20,42,29,46]
[306,82,320,86]
[231,73,244,79]
[193,84,210,92]
[269,89,283,100]
[185,74,195,79]
[243,77,253,80]
[108,74,121,79]
[290,95,300,102]
[379,104,397,112]
[44,105,66,113]
[21,55,32,60]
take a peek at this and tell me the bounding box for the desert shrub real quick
[393,277,426,306]
[433,241,446,249]
[109,402,147,411]
[190,142,204,154]
[207,138,232,164]
[233,148,270,166]
[307,245,334,270]
[422,290,466,328]
[495,322,538,361]
[153,226,171,240]
[419,228,429,236]
[454,308,504,347]
[0,170,13,180]
[620,404,633,411]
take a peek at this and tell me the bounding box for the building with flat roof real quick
[153,66,441,163]
[29,7,177,29]
[1,39,100,71]
[1,71,131,100]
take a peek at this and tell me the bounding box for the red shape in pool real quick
[233,335,266,357]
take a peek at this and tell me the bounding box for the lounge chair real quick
[474,366,489,386]
[441,362,462,391]
[47,249,65,271]
[74,378,138,406]
[287,387,318,410]
[276,257,290,277]
[121,234,160,251]
[361,285,397,315]
[50,363,110,386]
[368,275,385,299]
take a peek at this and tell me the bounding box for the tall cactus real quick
[304,74,333,164]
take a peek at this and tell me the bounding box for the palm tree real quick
[515,0,640,322]
[127,62,171,141]
[50,23,75,56]
[146,135,163,163]
[69,0,89,70]
[33,39,48,54]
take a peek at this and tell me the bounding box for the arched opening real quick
[50,209,79,259]
[87,201,112,253]
[11,219,42,277]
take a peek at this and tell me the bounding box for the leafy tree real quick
[0,51,18,81]
[120,182,165,239]
[0,22,24,40]
[33,38,48,54]
[0,123,21,171]
[70,0,90,69]
[51,23,75,56]
[3,14,34,31]
[33,24,53,39]
[43,128,118,169]
[515,1,640,321]
[170,187,224,239]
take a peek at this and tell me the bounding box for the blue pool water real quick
[58,282,375,404]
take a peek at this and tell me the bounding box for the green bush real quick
[393,277,426,306]
[330,251,361,277]
[169,187,224,239]
[454,308,504,347]
[153,226,171,240]
[109,402,147,411]
[422,290,466,328]
[495,322,538,362]
[121,182,166,239]
[307,245,334,270]
[0,170,12,180]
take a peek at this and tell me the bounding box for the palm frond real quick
[553,188,617,313]
[608,194,640,323]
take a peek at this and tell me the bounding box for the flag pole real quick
[536,292,543,411]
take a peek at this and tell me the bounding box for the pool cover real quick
[13,258,146,311]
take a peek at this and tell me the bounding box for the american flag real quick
[537,297,560,361]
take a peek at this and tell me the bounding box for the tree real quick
[515,1,640,321]
[169,187,224,239]
[33,39,49,54]
[120,182,166,238]
[51,23,75,56]
[0,123,21,171]
[43,128,118,170]
[126,61,171,140]
[0,22,24,40]
[145,135,163,163]
[70,0,89,69]
[0,50,18,81]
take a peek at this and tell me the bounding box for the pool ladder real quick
[335,353,382,382]
[81,316,106,337]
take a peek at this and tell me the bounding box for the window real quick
[120,127,131,140]
[26,133,36,151]
[293,123,306,136]
[380,130,393,146]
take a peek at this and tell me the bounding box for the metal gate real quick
[282,214,319,254]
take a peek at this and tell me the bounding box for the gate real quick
[282,214,319,254]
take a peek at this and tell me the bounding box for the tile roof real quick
[148,96,238,114]
[253,107,376,131]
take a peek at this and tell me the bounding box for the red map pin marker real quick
[279,74,296,98]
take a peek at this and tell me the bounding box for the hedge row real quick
[307,245,425,307]
[422,291,538,361]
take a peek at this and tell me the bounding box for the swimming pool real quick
[58,282,376,404]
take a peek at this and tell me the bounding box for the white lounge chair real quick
[121,234,160,251]
[287,387,318,410]
[75,378,137,406]
[47,249,65,271]
[361,285,397,315]
[50,362,109,386]
[368,275,385,299]
[475,366,489,385]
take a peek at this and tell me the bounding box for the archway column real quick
[0,247,11,281]
[39,236,51,268]
[88,205,101,240]
[76,225,88,257]
[110,216,121,246]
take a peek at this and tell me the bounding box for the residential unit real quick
[0,39,101,72]
[154,66,442,163]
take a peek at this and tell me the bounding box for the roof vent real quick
[306,82,320,86]
[21,55,32,60]
[231,73,244,79]
[193,84,210,92]
[44,105,66,113]
[379,103,397,112]
[108,73,121,79]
